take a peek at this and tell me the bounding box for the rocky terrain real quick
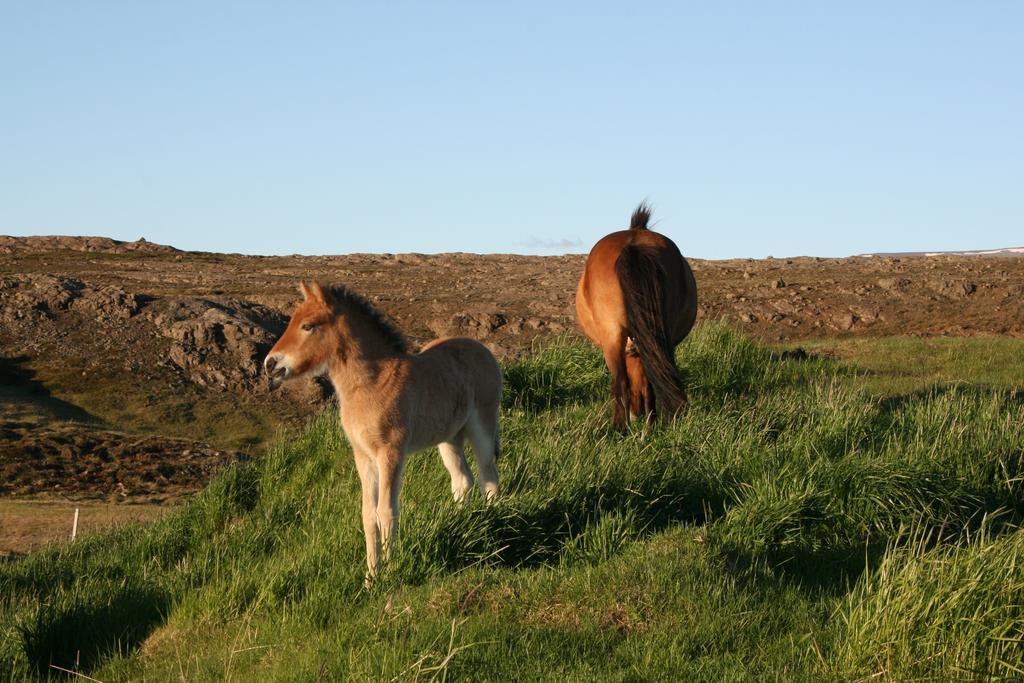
[2,235,1023,503]
[0,422,246,503]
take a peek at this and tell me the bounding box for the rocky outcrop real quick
[929,279,977,299]
[428,311,508,339]
[0,275,141,324]
[877,277,911,292]
[0,235,177,255]
[148,298,287,391]
[0,274,311,395]
[426,311,568,341]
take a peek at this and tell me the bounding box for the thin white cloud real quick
[518,236,584,251]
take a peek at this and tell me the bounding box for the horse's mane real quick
[326,284,409,354]
[630,202,651,231]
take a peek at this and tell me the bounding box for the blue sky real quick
[2,2,1021,258]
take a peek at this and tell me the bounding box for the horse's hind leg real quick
[626,354,654,421]
[466,414,499,501]
[439,434,475,502]
[602,342,630,430]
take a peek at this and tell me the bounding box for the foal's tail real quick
[614,243,688,419]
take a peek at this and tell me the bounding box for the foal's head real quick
[264,281,409,389]
[264,281,339,389]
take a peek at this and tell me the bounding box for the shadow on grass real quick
[874,383,1024,414]
[0,355,101,425]
[761,543,889,597]
[394,465,729,587]
[20,581,169,677]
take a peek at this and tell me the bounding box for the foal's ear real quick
[299,281,327,303]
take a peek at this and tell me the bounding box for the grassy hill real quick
[2,323,1022,680]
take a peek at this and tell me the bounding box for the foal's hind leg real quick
[467,414,499,501]
[438,434,475,502]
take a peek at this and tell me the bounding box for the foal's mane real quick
[325,284,409,354]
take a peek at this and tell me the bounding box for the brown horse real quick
[264,281,502,577]
[575,203,697,429]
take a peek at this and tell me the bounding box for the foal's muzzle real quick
[264,354,289,389]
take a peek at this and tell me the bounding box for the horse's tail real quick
[614,243,688,419]
[630,201,652,231]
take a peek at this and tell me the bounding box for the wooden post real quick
[71,508,80,541]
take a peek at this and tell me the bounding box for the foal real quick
[265,281,501,577]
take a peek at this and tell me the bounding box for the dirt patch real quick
[0,500,166,558]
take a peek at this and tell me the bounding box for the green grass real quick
[800,335,1024,395]
[2,322,1022,680]
[835,516,1024,680]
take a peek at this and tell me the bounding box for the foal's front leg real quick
[353,449,381,578]
[376,448,405,564]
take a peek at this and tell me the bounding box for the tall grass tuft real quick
[678,320,842,401]
[836,517,1024,680]
[502,335,607,410]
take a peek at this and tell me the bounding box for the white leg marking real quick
[439,438,475,502]
[466,414,499,501]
